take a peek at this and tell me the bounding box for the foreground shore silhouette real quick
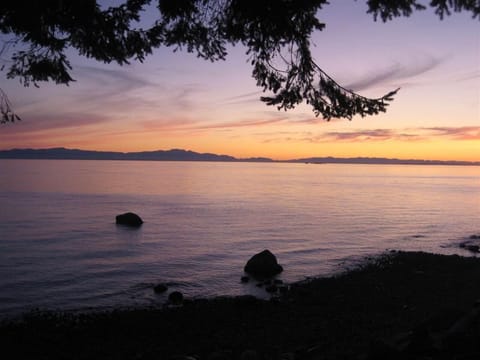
[2,251,480,359]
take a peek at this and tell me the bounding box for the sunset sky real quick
[0,1,479,161]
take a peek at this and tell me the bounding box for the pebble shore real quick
[2,251,480,359]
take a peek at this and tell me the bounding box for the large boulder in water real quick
[244,250,283,278]
[115,212,143,227]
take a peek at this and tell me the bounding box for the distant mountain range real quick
[0,147,478,166]
[0,148,272,162]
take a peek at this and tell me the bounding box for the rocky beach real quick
[2,250,480,359]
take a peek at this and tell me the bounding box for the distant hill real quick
[292,156,480,166]
[0,147,272,162]
[0,148,478,166]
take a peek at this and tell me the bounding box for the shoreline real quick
[2,251,480,359]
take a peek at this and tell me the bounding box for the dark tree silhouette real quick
[0,0,478,123]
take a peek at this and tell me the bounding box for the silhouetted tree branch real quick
[0,0,478,123]
[0,87,20,123]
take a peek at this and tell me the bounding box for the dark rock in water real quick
[153,283,168,294]
[244,249,283,278]
[240,276,250,283]
[412,234,426,238]
[470,234,480,240]
[115,212,143,227]
[168,291,184,305]
[460,239,480,253]
[465,244,480,253]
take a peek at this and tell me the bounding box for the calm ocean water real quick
[0,159,479,317]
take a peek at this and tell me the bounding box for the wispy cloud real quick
[140,115,288,134]
[140,116,199,131]
[193,117,287,130]
[73,65,212,116]
[257,126,480,144]
[291,117,336,125]
[425,126,480,140]
[170,84,206,112]
[75,65,156,89]
[0,112,112,134]
[302,129,424,143]
[259,131,315,144]
[454,71,480,83]
[220,91,264,106]
[344,56,444,92]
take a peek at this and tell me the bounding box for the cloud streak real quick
[344,56,444,92]
[220,91,264,106]
[75,65,156,89]
[258,126,480,144]
[312,129,423,142]
[73,65,210,115]
[0,112,112,134]
[425,126,480,140]
[192,117,287,130]
[140,116,288,134]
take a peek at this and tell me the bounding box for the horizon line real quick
[0,147,479,166]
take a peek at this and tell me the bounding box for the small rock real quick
[153,284,168,294]
[244,249,283,278]
[460,240,480,253]
[241,276,250,283]
[465,244,480,253]
[168,291,184,305]
[115,212,143,227]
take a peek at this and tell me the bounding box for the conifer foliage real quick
[0,0,478,123]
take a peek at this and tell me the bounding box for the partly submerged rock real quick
[459,235,480,253]
[462,243,480,253]
[153,283,168,294]
[115,212,143,227]
[244,249,283,278]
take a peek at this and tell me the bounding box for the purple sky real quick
[0,1,478,160]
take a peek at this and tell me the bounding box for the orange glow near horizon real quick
[0,2,478,163]
[1,120,479,162]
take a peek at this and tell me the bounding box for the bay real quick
[0,159,479,317]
